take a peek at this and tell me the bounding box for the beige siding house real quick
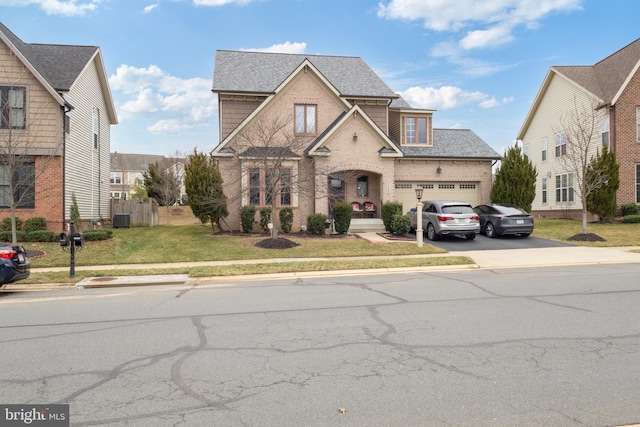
[0,22,117,231]
[518,38,640,218]
[212,50,499,232]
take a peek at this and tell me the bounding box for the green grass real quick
[14,218,640,286]
[532,218,640,246]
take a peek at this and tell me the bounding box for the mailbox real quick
[59,232,68,247]
[72,232,84,248]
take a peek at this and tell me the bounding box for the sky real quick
[1,0,639,158]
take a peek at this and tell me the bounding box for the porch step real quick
[348,218,386,233]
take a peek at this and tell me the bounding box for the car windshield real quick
[442,205,474,214]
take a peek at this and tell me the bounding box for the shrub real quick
[0,230,25,242]
[279,207,293,233]
[307,213,328,235]
[381,202,403,232]
[620,203,639,216]
[259,207,272,233]
[24,217,47,234]
[332,202,353,234]
[25,230,57,242]
[622,215,640,224]
[240,205,256,233]
[70,192,81,225]
[1,217,22,232]
[83,230,111,241]
[390,214,411,236]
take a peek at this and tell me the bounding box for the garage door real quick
[395,182,480,214]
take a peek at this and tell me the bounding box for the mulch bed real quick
[567,233,607,242]
[377,233,415,242]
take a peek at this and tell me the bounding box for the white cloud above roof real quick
[377,0,583,50]
[0,0,99,16]
[109,64,217,134]
[241,42,308,54]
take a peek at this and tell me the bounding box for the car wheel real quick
[466,233,476,240]
[426,223,438,241]
[485,222,496,238]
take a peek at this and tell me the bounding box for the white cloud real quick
[109,64,217,134]
[400,86,513,111]
[143,3,158,13]
[377,0,583,49]
[0,0,101,16]
[242,42,307,54]
[400,86,487,110]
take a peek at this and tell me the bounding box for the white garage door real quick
[395,182,480,214]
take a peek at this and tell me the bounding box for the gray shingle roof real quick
[0,22,98,91]
[401,129,500,159]
[212,50,399,99]
[553,38,640,104]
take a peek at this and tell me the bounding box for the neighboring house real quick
[0,22,117,231]
[211,50,500,231]
[110,152,186,204]
[517,38,640,218]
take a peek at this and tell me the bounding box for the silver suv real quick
[409,200,480,241]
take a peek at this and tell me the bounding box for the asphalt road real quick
[1,264,640,426]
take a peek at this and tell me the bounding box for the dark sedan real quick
[0,245,30,286]
[473,204,534,238]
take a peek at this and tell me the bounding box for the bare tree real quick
[555,95,612,235]
[235,112,309,238]
[1,50,62,244]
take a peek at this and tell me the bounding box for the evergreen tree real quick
[70,192,81,228]
[142,162,162,203]
[491,145,537,212]
[586,145,619,220]
[184,148,228,232]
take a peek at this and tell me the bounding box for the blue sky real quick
[1,0,639,157]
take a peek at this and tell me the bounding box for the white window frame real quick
[555,132,567,157]
[110,172,122,184]
[555,173,574,203]
[541,137,547,161]
[601,116,610,147]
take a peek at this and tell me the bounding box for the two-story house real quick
[517,38,640,219]
[0,22,117,231]
[212,50,499,232]
[110,152,186,204]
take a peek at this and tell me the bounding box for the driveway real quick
[411,232,573,252]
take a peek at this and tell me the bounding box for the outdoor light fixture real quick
[415,187,424,248]
[436,166,442,174]
[353,132,358,142]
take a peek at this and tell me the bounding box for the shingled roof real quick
[553,38,640,104]
[212,50,399,100]
[402,129,500,160]
[0,22,98,91]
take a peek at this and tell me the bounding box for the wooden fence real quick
[109,199,159,227]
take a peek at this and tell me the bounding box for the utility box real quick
[113,213,131,228]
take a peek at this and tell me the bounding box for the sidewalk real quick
[6,233,640,290]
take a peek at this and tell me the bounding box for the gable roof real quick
[518,38,640,140]
[553,38,640,105]
[212,50,399,100]
[0,22,117,124]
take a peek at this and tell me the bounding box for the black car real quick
[0,245,30,286]
[473,204,534,238]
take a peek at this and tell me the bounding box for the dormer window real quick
[295,104,316,134]
[403,116,431,145]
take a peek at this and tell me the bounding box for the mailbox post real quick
[59,221,83,279]
[415,188,424,248]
